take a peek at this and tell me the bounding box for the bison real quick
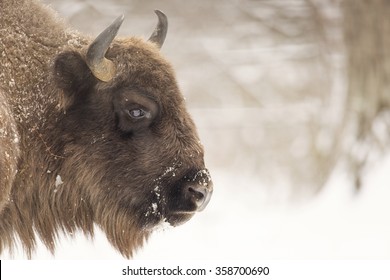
[0,0,213,258]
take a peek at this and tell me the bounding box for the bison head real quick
[51,11,212,257]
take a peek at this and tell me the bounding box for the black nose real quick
[185,182,213,212]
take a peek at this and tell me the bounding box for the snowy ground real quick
[2,0,390,260]
[3,155,390,260]
[138,158,390,260]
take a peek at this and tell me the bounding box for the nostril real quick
[188,186,206,201]
[185,183,212,212]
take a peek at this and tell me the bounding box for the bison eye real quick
[114,91,158,133]
[128,108,150,119]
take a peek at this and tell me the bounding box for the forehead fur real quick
[95,37,186,117]
[107,37,177,93]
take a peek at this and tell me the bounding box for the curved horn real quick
[86,14,124,82]
[148,10,168,48]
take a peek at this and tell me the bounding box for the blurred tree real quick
[342,0,390,190]
[237,0,390,193]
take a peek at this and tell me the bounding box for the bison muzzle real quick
[0,0,212,258]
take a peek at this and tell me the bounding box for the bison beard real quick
[0,0,212,258]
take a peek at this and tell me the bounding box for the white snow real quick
[55,175,64,187]
[2,155,390,260]
[135,161,390,260]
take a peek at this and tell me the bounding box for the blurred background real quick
[3,0,390,259]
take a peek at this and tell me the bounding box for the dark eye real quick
[128,108,150,119]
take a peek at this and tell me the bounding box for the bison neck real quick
[1,0,96,258]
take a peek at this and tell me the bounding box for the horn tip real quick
[148,10,168,48]
[154,10,167,22]
[116,14,125,24]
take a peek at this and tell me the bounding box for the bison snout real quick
[184,182,213,212]
[163,168,213,226]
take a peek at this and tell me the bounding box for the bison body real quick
[0,0,212,258]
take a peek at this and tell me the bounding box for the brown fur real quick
[0,0,212,258]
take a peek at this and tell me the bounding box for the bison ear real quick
[53,51,95,109]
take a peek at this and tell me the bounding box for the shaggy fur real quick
[0,0,212,258]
